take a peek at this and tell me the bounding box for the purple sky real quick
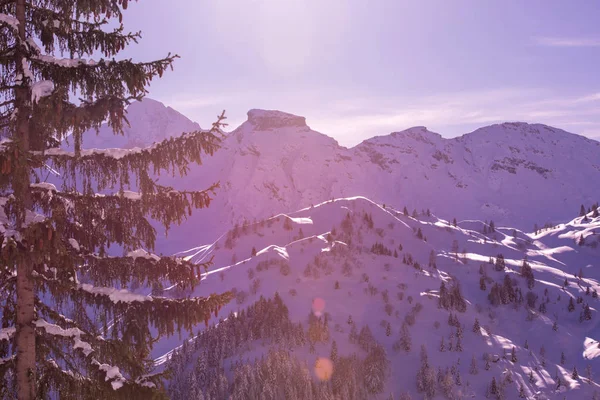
[121,0,600,146]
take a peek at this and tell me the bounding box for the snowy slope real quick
[157,197,600,399]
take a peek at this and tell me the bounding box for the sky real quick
[120,0,600,147]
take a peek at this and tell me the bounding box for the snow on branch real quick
[0,138,11,151]
[34,319,93,357]
[126,248,160,261]
[0,13,19,30]
[0,327,15,342]
[0,355,15,366]
[33,54,98,68]
[79,249,204,289]
[77,283,151,304]
[94,361,126,390]
[31,80,55,103]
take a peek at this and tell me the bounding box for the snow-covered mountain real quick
[157,196,600,400]
[73,99,600,255]
[75,98,201,150]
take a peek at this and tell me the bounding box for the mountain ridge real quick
[73,98,600,255]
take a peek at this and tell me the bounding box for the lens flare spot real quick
[312,297,325,316]
[314,357,333,381]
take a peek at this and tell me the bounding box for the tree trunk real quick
[14,0,36,398]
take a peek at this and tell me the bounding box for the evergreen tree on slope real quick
[0,1,231,398]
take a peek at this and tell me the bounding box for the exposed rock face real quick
[246,109,308,131]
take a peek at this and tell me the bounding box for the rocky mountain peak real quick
[245,109,308,131]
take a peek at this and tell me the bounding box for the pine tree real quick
[399,392,413,400]
[583,304,593,321]
[428,250,436,268]
[510,346,517,363]
[572,366,579,380]
[480,276,487,291]
[472,318,481,334]
[469,356,478,375]
[399,323,412,352]
[489,377,498,395]
[330,340,338,363]
[568,297,575,312]
[451,240,459,260]
[494,254,506,271]
[0,2,231,398]
[580,204,586,216]
[561,351,566,365]
[518,383,526,398]
[364,345,389,394]
[415,345,435,399]
[251,246,257,257]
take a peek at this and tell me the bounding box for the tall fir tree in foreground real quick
[0,0,231,398]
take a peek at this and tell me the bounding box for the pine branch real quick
[30,180,219,232]
[30,54,178,101]
[0,99,14,107]
[71,285,233,337]
[0,354,15,398]
[38,357,165,400]
[32,111,225,193]
[79,251,212,288]
[0,13,19,32]
[28,7,141,57]
[27,92,137,151]
[29,0,130,24]
[36,301,159,380]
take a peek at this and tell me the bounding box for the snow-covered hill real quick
[157,196,600,399]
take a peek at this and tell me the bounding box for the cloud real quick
[163,95,232,110]
[533,36,600,47]
[306,88,600,146]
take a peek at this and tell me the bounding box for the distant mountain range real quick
[76,98,600,254]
